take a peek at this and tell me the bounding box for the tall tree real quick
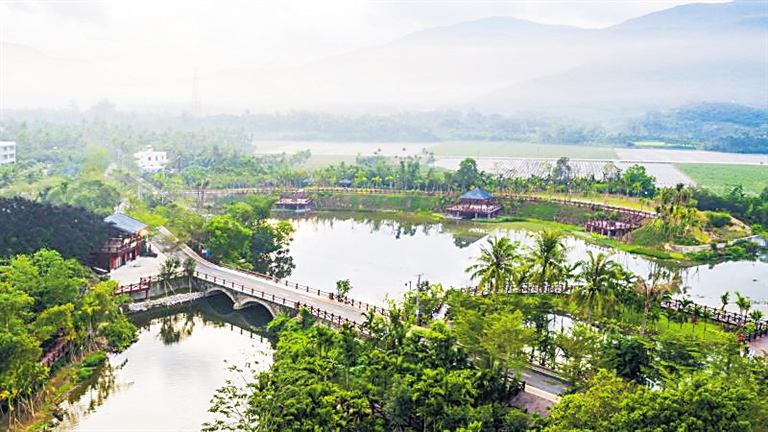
[529,229,567,292]
[571,251,621,323]
[634,265,682,334]
[466,236,522,295]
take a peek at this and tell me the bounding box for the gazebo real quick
[445,188,502,220]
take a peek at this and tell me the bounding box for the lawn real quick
[675,163,768,196]
[429,141,617,159]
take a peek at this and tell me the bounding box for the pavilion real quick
[445,188,503,220]
[275,190,314,213]
[93,213,150,271]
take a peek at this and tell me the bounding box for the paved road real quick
[520,367,570,399]
[170,241,370,324]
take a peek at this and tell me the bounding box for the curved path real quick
[171,186,657,219]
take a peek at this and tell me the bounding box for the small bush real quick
[81,351,107,368]
[705,211,732,228]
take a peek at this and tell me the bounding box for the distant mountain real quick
[2,1,766,116]
[473,1,768,116]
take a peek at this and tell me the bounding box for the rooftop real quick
[105,213,148,234]
[460,188,492,200]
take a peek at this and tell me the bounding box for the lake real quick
[286,214,768,313]
[57,212,767,430]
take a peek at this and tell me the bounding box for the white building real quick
[0,141,16,165]
[133,145,167,172]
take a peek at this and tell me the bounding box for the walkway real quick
[170,186,657,219]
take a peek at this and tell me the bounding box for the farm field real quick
[616,148,768,164]
[428,141,618,159]
[675,163,768,195]
[253,140,437,156]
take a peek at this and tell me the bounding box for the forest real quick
[2,101,766,156]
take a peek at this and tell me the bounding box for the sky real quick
[1,0,729,80]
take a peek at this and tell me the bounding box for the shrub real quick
[705,211,732,228]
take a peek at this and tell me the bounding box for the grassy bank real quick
[313,191,445,213]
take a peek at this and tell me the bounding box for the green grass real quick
[429,141,617,159]
[675,163,768,196]
[529,192,655,212]
[301,154,359,169]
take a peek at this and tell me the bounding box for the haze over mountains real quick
[2,0,766,117]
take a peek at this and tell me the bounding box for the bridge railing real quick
[193,270,378,331]
[216,264,389,316]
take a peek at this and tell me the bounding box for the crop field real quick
[428,141,617,159]
[675,163,768,195]
[616,148,768,164]
[434,158,693,187]
[253,140,437,156]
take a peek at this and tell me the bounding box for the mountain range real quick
[2,0,766,117]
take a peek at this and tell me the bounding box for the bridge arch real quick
[203,287,278,318]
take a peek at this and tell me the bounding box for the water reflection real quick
[285,214,768,314]
[55,296,274,432]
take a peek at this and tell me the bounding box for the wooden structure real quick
[275,191,313,213]
[93,213,150,271]
[445,188,502,220]
[585,220,634,237]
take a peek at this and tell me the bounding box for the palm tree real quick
[466,236,521,295]
[678,298,693,329]
[734,292,752,325]
[701,309,713,334]
[561,262,581,294]
[529,229,567,292]
[691,304,703,332]
[749,309,764,324]
[719,291,730,319]
[634,265,682,335]
[571,251,619,324]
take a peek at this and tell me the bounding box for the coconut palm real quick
[701,308,713,333]
[749,309,764,324]
[679,298,694,329]
[719,291,730,319]
[734,292,752,325]
[571,251,620,323]
[691,304,703,332]
[634,265,682,334]
[529,229,567,292]
[466,236,522,295]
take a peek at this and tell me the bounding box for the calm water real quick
[56,296,273,432]
[286,215,768,313]
[58,213,767,430]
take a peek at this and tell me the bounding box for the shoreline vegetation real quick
[267,191,764,266]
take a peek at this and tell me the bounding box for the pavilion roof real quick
[460,188,492,200]
[105,213,148,234]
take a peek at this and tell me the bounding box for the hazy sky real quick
[2,1,728,80]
